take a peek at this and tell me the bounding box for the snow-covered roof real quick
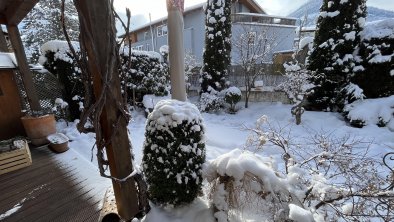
[0,53,17,69]
[126,2,205,34]
[235,12,297,21]
[362,18,394,40]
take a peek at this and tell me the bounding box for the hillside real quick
[289,0,394,26]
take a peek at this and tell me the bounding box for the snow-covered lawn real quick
[55,99,394,221]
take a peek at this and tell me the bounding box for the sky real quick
[113,0,394,29]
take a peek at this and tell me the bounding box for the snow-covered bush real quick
[344,95,394,129]
[120,47,169,103]
[204,115,393,221]
[40,40,84,120]
[353,19,394,98]
[278,63,314,124]
[142,100,206,207]
[201,0,232,93]
[307,0,367,111]
[198,87,224,113]
[223,86,241,114]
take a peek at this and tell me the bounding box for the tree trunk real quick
[73,0,139,220]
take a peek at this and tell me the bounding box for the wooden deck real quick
[0,145,108,222]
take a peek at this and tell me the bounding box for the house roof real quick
[0,0,39,25]
[124,0,266,35]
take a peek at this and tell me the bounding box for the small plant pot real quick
[47,133,69,153]
[21,114,57,146]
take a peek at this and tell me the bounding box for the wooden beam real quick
[7,25,41,111]
[0,14,7,24]
[5,0,39,25]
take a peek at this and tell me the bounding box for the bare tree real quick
[232,25,288,108]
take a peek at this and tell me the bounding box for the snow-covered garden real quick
[55,96,394,222]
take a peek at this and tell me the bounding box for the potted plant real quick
[47,133,69,153]
[20,109,56,146]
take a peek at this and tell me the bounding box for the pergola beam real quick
[7,25,41,111]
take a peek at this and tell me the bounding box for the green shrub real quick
[224,86,241,113]
[142,100,206,207]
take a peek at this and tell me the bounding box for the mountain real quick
[289,0,394,26]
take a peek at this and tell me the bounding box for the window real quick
[136,45,144,51]
[157,25,168,37]
[144,32,150,40]
[247,31,256,45]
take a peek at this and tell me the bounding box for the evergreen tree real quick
[201,0,232,93]
[307,0,366,111]
[21,0,79,64]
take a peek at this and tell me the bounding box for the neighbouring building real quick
[125,0,297,64]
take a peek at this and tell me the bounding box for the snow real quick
[0,53,17,68]
[344,95,394,129]
[142,94,171,110]
[47,133,69,144]
[288,204,314,222]
[362,18,394,40]
[120,46,161,59]
[299,37,314,50]
[39,40,79,64]
[54,97,394,221]
[320,11,340,18]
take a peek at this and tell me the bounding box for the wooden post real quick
[73,0,139,220]
[7,25,41,111]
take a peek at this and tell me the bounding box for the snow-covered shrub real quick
[204,116,393,221]
[119,47,169,104]
[142,100,206,207]
[223,86,241,114]
[343,95,394,129]
[52,98,69,122]
[141,94,170,117]
[201,0,232,93]
[307,0,367,111]
[39,40,84,120]
[278,63,314,124]
[353,19,394,99]
[198,87,224,113]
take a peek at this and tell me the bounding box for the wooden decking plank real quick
[0,167,79,215]
[4,177,87,221]
[0,165,77,205]
[0,145,105,222]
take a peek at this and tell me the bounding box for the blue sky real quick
[113,0,394,28]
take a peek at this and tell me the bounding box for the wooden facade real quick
[0,68,25,139]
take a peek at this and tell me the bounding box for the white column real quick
[167,0,187,101]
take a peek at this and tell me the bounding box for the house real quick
[126,0,297,64]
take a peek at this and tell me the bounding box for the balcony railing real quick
[231,13,297,26]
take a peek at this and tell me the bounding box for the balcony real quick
[231,13,297,26]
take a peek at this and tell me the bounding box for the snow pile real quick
[39,40,79,64]
[289,204,314,222]
[362,18,394,40]
[344,95,394,129]
[299,36,314,50]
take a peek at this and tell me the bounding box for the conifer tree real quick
[201,0,232,93]
[21,0,79,64]
[307,0,366,111]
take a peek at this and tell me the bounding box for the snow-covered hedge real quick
[39,40,84,120]
[353,19,394,98]
[344,95,394,129]
[142,100,206,206]
[120,46,169,103]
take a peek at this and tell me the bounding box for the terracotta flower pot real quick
[21,114,56,146]
[47,133,69,153]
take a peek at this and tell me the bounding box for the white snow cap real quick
[39,40,79,64]
[148,99,203,126]
[120,45,161,59]
[288,204,314,222]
